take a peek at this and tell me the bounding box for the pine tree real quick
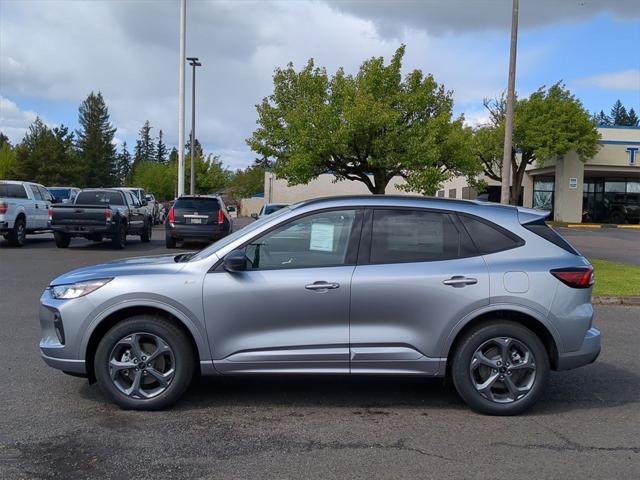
[134,120,156,165]
[594,110,611,126]
[14,117,51,182]
[627,108,639,127]
[0,132,9,148]
[168,147,178,165]
[156,129,168,163]
[76,92,117,187]
[116,142,132,186]
[610,100,629,126]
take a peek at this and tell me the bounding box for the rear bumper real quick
[52,225,114,236]
[556,327,601,371]
[166,224,228,241]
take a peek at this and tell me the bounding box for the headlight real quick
[50,278,113,299]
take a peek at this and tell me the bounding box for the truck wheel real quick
[112,224,127,250]
[7,217,26,247]
[141,219,152,243]
[54,231,71,248]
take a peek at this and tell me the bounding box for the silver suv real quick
[39,196,600,415]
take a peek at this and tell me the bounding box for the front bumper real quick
[556,327,601,370]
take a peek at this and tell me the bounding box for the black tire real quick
[7,216,26,247]
[165,234,177,248]
[451,321,549,416]
[140,219,152,243]
[54,231,71,248]
[111,223,127,249]
[609,211,625,224]
[94,315,195,410]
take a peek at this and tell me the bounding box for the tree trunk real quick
[371,170,389,194]
[510,160,528,205]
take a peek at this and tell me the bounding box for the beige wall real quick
[240,197,264,217]
[264,172,420,204]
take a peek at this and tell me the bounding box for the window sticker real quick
[310,223,335,252]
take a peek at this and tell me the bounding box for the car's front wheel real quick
[451,321,549,416]
[94,315,195,410]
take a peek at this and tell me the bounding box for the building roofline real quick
[597,125,640,130]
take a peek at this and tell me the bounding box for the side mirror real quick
[251,213,258,219]
[145,195,152,201]
[223,249,247,272]
[141,199,148,206]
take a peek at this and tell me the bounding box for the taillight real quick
[550,266,594,289]
[168,207,175,224]
[48,207,53,222]
[217,209,224,224]
[0,202,8,214]
[105,209,112,222]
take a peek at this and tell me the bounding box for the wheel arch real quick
[442,306,561,373]
[83,303,204,383]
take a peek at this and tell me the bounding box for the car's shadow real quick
[78,360,639,415]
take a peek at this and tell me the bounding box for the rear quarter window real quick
[523,219,579,255]
[458,214,524,254]
[0,183,28,199]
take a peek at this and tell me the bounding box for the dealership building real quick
[258,126,640,223]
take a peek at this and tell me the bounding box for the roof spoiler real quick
[517,206,550,225]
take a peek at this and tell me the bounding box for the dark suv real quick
[165,195,233,248]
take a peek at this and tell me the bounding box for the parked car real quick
[144,193,160,224]
[1,180,54,246]
[47,186,80,204]
[226,205,238,219]
[165,195,233,248]
[49,188,153,249]
[252,202,288,219]
[39,195,600,414]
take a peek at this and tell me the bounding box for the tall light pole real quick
[501,0,519,205]
[177,0,186,197]
[187,57,201,195]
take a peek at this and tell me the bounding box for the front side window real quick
[245,210,357,270]
[370,209,461,264]
[30,185,44,200]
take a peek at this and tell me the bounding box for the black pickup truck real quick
[49,188,153,249]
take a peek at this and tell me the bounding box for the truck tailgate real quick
[51,204,107,226]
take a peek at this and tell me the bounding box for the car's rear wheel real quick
[451,321,549,415]
[54,231,71,248]
[165,234,177,248]
[94,315,195,410]
[7,217,26,246]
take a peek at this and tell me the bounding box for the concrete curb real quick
[562,223,640,229]
[592,296,640,305]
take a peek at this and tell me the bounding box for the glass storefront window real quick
[533,177,554,213]
[584,177,640,224]
[627,181,640,193]
[605,180,626,192]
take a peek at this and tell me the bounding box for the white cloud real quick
[0,96,39,145]
[576,69,640,91]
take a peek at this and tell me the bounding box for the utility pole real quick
[177,0,186,197]
[501,0,519,205]
[187,57,201,195]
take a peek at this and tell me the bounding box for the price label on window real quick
[310,223,335,252]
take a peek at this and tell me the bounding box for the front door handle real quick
[305,281,340,291]
[443,276,478,287]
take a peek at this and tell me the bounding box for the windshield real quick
[49,188,72,200]
[190,206,292,261]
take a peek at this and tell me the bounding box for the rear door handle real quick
[443,276,478,287]
[305,281,340,291]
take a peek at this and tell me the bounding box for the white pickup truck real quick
[0,180,54,246]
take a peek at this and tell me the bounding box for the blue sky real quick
[1,1,638,169]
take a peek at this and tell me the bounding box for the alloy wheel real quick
[469,336,536,403]
[108,332,175,399]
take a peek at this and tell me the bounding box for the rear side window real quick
[370,209,461,263]
[459,215,524,254]
[523,219,579,255]
[76,191,124,206]
[174,198,220,212]
[0,183,28,199]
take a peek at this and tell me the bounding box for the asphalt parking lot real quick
[1,225,638,479]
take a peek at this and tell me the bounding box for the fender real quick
[79,294,211,364]
[438,302,563,363]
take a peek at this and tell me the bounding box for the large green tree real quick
[227,162,265,200]
[0,138,16,179]
[474,83,600,204]
[115,142,132,186]
[134,120,156,165]
[156,129,168,163]
[13,118,78,185]
[76,92,117,187]
[247,45,479,195]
